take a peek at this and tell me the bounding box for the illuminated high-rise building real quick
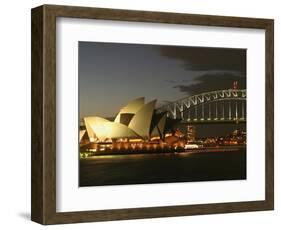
[187,125,196,142]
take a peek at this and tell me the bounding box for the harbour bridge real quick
[156,89,246,124]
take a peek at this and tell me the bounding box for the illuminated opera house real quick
[82,97,167,143]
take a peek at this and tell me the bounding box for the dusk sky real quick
[79,42,246,119]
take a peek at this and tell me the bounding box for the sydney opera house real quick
[79,97,188,156]
[81,97,168,143]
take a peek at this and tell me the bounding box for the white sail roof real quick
[114,97,144,123]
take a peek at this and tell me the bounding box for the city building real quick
[187,125,196,142]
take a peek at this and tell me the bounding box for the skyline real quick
[79,41,246,118]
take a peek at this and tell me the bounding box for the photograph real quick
[78,42,247,187]
[30,4,274,224]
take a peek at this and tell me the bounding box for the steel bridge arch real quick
[156,89,246,121]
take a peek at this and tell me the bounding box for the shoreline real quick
[81,145,246,159]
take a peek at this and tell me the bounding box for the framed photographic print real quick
[31,4,274,224]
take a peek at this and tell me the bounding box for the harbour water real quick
[79,147,246,187]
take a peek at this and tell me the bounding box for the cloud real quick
[160,46,246,73]
[173,72,246,95]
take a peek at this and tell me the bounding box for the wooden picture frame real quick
[31,4,274,225]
